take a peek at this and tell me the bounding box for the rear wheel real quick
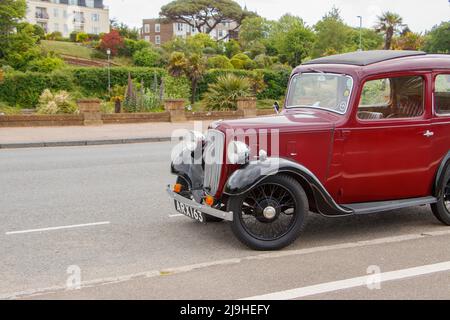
[228,174,308,251]
[431,168,450,225]
[176,177,223,223]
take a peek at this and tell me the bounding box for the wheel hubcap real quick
[263,206,277,220]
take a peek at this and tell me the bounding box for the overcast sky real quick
[104,0,449,32]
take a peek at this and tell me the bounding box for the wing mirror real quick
[273,101,280,114]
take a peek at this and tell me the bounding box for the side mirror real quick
[273,101,280,114]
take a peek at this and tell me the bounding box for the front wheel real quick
[228,174,308,251]
[431,168,450,225]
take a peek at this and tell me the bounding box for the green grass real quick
[40,40,96,60]
[0,103,22,115]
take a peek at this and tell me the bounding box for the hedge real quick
[0,67,166,108]
[197,68,291,100]
[0,67,289,108]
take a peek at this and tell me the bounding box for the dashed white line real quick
[5,221,111,235]
[241,261,450,300]
[168,214,184,218]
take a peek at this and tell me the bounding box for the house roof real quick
[303,50,427,66]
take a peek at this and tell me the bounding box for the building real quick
[25,0,110,37]
[141,18,239,46]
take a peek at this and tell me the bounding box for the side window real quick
[358,75,424,120]
[435,74,450,115]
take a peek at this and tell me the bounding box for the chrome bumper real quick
[166,186,234,221]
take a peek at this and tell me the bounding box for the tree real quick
[350,28,383,51]
[168,52,207,104]
[0,0,27,59]
[269,14,315,66]
[160,0,246,34]
[312,8,354,58]
[99,30,124,56]
[375,12,405,50]
[392,32,425,50]
[423,22,450,54]
[239,16,271,48]
[110,19,140,40]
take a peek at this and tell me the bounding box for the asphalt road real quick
[0,142,449,300]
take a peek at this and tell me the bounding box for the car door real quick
[340,73,434,204]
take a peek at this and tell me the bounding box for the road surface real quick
[0,142,449,299]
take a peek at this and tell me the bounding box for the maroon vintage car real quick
[167,50,450,250]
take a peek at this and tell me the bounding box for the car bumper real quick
[166,186,234,221]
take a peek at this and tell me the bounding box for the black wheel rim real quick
[239,183,298,241]
[444,178,450,212]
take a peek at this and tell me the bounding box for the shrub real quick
[204,74,251,111]
[132,48,162,67]
[27,56,65,73]
[76,32,90,43]
[99,30,124,56]
[230,53,253,69]
[207,55,234,69]
[163,75,190,99]
[46,31,63,41]
[90,49,108,60]
[36,89,78,114]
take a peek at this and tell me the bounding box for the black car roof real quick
[303,50,427,66]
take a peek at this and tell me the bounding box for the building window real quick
[191,25,196,33]
[53,8,59,18]
[177,23,183,31]
[63,10,68,19]
[155,24,160,33]
[64,24,69,34]
[144,35,150,42]
[155,35,161,45]
[144,24,150,33]
[69,0,77,5]
[92,13,100,22]
[86,0,94,8]
[54,23,59,32]
[218,30,223,38]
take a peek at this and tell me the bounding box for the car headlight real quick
[227,141,250,165]
[183,130,205,152]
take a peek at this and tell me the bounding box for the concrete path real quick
[0,122,212,148]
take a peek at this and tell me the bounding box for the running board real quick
[343,196,438,215]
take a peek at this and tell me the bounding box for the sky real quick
[104,0,450,32]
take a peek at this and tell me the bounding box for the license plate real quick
[174,200,205,223]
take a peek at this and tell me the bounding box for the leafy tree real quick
[423,22,450,54]
[110,19,140,40]
[0,0,27,60]
[160,0,246,34]
[99,30,124,56]
[239,16,271,48]
[312,8,355,58]
[269,14,315,66]
[375,12,405,50]
[350,28,383,51]
[392,32,425,50]
[120,39,150,57]
[224,39,241,58]
[133,48,162,67]
[230,53,254,69]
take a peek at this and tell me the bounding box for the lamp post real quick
[106,48,111,96]
[357,16,363,51]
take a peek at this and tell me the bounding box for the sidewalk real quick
[0,122,213,149]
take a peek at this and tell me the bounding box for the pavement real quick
[0,122,212,149]
[1,141,450,300]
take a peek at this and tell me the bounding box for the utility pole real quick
[357,16,363,51]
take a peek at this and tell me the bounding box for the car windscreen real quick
[286,73,354,114]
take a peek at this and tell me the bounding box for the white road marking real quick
[242,261,450,300]
[2,228,450,299]
[5,221,111,235]
[168,214,184,218]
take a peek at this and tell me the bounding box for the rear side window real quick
[358,75,424,120]
[435,74,450,115]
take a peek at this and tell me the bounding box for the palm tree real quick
[375,12,405,50]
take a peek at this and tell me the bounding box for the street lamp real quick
[106,48,111,96]
[357,16,363,51]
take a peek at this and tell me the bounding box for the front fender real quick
[224,157,353,217]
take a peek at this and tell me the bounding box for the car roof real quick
[302,50,427,66]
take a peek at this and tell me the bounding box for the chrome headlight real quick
[227,141,250,165]
[183,130,205,152]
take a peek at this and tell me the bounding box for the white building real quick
[25,0,110,37]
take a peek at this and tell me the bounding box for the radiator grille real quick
[203,130,225,195]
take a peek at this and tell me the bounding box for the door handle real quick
[423,130,434,138]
